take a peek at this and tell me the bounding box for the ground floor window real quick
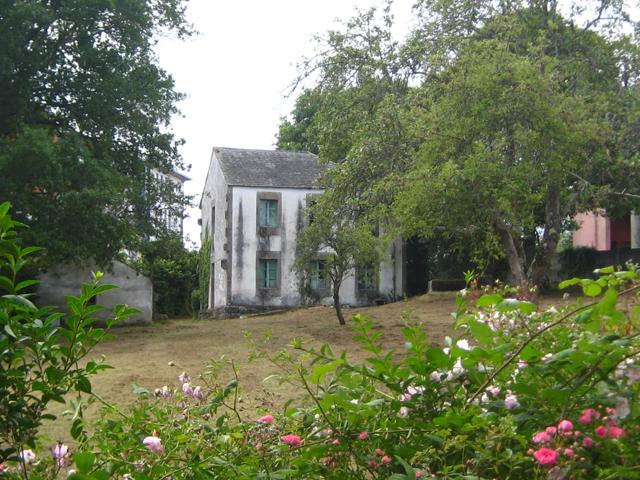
[310,259,329,290]
[357,264,377,291]
[258,258,279,289]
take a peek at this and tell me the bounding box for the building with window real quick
[199,147,405,315]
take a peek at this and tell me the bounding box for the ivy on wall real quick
[198,227,211,311]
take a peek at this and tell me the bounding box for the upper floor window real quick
[259,199,278,227]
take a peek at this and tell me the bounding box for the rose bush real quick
[30,267,631,479]
[2,196,638,478]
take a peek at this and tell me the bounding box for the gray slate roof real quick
[214,147,327,188]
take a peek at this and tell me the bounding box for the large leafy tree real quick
[280,0,640,289]
[0,0,191,267]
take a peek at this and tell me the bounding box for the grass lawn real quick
[41,292,459,445]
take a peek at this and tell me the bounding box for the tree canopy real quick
[0,0,192,267]
[278,0,640,288]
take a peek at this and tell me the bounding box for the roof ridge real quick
[213,146,318,156]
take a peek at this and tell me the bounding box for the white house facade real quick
[200,147,405,314]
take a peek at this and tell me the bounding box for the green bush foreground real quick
[1,202,638,479]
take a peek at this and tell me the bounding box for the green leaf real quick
[582,282,602,297]
[426,348,449,368]
[132,383,152,397]
[595,266,614,274]
[73,452,95,474]
[597,288,618,314]
[477,294,503,307]
[518,301,536,314]
[76,376,92,394]
[2,294,36,310]
[4,324,17,338]
[14,279,40,292]
[559,278,580,289]
[309,359,343,384]
[468,319,494,346]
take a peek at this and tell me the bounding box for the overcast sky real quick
[155,0,415,247]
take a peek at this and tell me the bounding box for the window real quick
[259,199,278,227]
[358,264,377,290]
[258,258,278,289]
[310,259,329,290]
[306,197,318,225]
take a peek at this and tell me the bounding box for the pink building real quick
[573,211,640,250]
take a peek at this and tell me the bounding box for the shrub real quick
[49,266,637,479]
[0,202,134,478]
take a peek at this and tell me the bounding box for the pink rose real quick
[564,448,574,458]
[608,426,625,438]
[532,431,551,444]
[558,420,573,432]
[281,434,302,447]
[582,436,594,447]
[358,431,369,441]
[381,455,392,465]
[545,426,557,436]
[258,415,274,424]
[143,435,164,454]
[578,408,600,425]
[595,425,608,438]
[533,447,558,466]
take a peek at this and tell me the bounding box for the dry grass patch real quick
[41,293,457,444]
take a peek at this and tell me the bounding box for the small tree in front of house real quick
[295,193,380,325]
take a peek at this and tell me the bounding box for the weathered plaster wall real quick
[37,261,152,324]
[200,150,229,308]
[228,187,403,307]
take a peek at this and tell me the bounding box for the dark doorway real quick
[405,237,430,296]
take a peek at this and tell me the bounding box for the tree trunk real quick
[528,183,561,288]
[493,215,528,289]
[332,282,345,325]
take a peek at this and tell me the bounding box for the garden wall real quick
[37,261,153,324]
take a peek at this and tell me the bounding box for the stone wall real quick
[37,260,153,324]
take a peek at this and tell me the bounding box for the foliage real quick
[279,0,640,289]
[560,247,601,280]
[6,265,634,478]
[198,228,211,312]
[127,234,198,317]
[294,192,381,325]
[0,1,192,268]
[276,89,321,154]
[0,202,134,476]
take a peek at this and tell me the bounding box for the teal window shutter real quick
[258,259,278,289]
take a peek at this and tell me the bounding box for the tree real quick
[127,233,198,317]
[0,1,192,268]
[276,89,321,154]
[295,193,380,325]
[281,0,640,289]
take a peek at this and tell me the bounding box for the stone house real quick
[199,147,405,315]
